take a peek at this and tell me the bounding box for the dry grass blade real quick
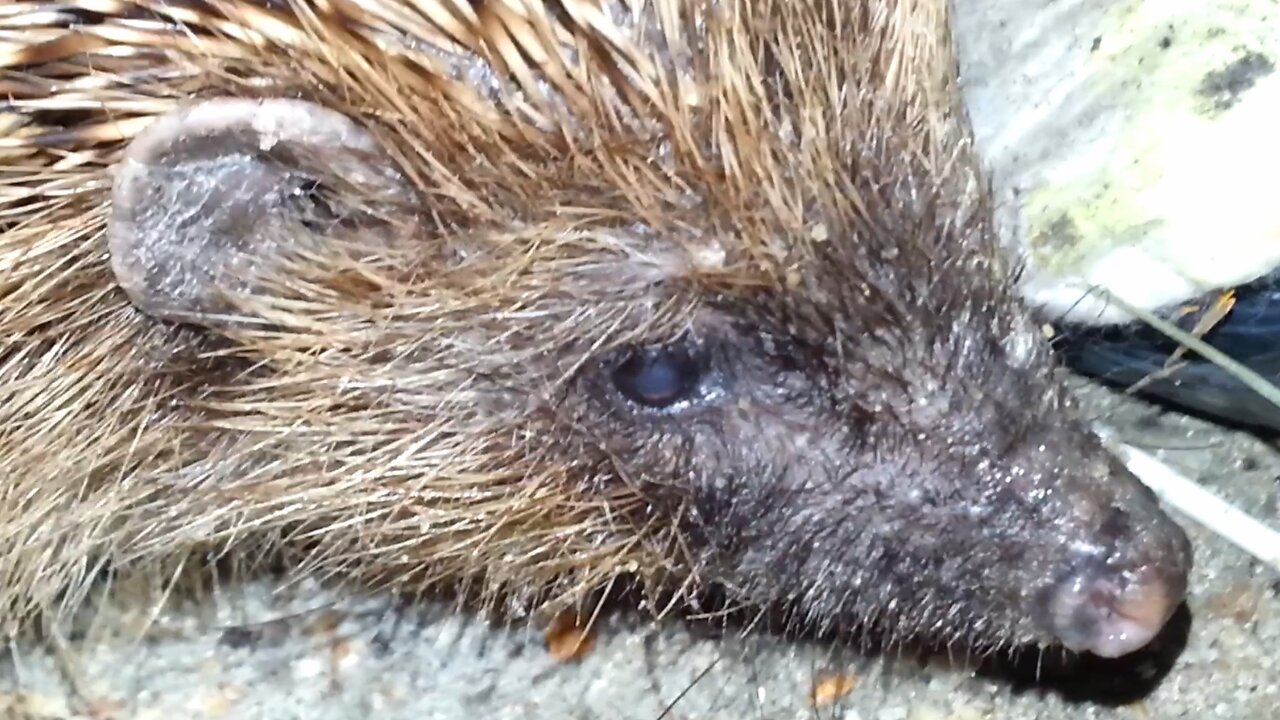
[1083,288,1280,572]
[1088,286,1280,417]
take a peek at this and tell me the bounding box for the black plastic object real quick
[1054,270,1280,434]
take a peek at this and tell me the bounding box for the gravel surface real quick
[1,379,1277,720]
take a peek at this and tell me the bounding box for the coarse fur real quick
[0,0,1190,658]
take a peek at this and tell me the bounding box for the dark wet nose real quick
[1040,556,1187,658]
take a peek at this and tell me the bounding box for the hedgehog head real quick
[1,0,1190,657]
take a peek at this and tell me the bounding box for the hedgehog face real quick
[570,278,1187,661]
[579,301,1192,657]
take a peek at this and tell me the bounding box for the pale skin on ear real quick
[108,98,414,327]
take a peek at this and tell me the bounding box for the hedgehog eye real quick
[611,346,707,408]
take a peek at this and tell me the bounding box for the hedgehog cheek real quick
[106,97,416,329]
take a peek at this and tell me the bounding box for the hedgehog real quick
[0,0,1192,661]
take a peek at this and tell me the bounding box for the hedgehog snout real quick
[1032,479,1193,658]
[1037,543,1188,658]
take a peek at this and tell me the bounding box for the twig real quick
[1084,287,1280,414]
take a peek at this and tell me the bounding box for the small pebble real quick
[810,672,858,707]
[545,611,597,662]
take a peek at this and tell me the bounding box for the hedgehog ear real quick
[107,97,416,328]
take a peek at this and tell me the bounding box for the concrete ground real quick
[0,377,1276,720]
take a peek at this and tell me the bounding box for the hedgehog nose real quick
[1039,557,1185,658]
